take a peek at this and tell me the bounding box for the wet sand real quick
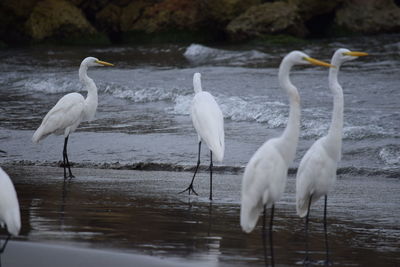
[1,165,399,266]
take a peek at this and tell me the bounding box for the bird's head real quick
[81,57,114,68]
[286,51,334,68]
[333,48,368,65]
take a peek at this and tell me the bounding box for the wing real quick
[240,141,286,233]
[296,137,337,217]
[32,93,85,143]
[191,92,224,161]
[0,168,21,236]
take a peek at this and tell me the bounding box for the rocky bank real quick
[1,0,400,45]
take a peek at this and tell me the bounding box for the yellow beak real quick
[304,57,335,68]
[96,60,114,66]
[343,51,369,57]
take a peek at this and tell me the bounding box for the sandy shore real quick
[1,165,399,266]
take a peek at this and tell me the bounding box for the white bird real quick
[240,51,333,266]
[180,73,224,200]
[295,49,367,263]
[0,167,21,256]
[32,57,113,179]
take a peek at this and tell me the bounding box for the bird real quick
[295,49,368,264]
[240,51,333,266]
[0,167,21,259]
[180,72,224,201]
[32,57,113,179]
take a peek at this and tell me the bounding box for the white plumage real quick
[181,73,224,200]
[0,167,21,237]
[296,48,368,217]
[191,90,225,162]
[240,51,334,233]
[31,57,113,178]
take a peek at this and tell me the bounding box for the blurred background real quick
[1,0,400,46]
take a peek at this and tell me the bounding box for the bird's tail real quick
[5,208,21,236]
[32,126,47,144]
[296,197,309,218]
[240,197,262,233]
[212,146,224,162]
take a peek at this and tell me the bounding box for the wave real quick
[184,44,270,65]
[103,83,187,103]
[5,160,400,178]
[379,145,400,166]
[13,74,81,94]
[170,93,288,127]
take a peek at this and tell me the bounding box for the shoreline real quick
[1,165,398,266]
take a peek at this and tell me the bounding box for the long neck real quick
[79,64,98,121]
[278,60,301,163]
[327,61,343,143]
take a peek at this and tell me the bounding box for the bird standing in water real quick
[32,57,113,179]
[180,73,224,201]
[240,51,333,266]
[296,49,368,265]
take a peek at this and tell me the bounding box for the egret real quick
[0,167,21,262]
[180,73,224,200]
[296,49,368,264]
[240,51,333,266]
[32,57,113,179]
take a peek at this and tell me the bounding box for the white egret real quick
[240,51,333,266]
[32,57,113,178]
[296,49,367,264]
[0,167,21,259]
[180,73,224,200]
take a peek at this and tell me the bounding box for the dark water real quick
[3,166,400,267]
[0,35,399,266]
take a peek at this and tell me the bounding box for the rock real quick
[205,0,261,25]
[0,0,39,43]
[119,0,154,32]
[25,0,97,41]
[127,0,205,33]
[96,3,122,34]
[291,0,343,21]
[335,0,400,33]
[226,1,307,41]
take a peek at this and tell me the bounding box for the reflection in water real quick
[303,195,333,267]
[6,166,400,267]
[0,235,11,267]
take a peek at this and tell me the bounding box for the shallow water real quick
[0,35,399,266]
[0,35,399,172]
[2,166,400,266]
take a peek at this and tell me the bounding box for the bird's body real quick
[32,93,85,143]
[32,57,113,178]
[0,168,20,237]
[180,73,224,200]
[191,91,224,162]
[296,136,339,217]
[241,137,292,232]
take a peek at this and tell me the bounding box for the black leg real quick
[262,205,269,267]
[179,141,201,196]
[0,235,10,253]
[63,137,67,179]
[63,136,74,178]
[324,195,332,266]
[269,205,275,267]
[209,150,213,201]
[304,194,313,266]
